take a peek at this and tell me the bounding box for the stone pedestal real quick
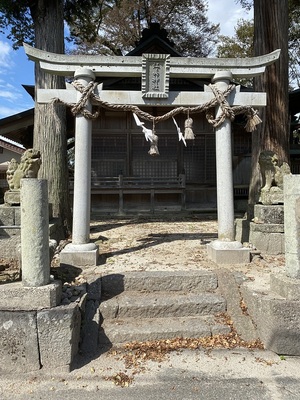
[3,190,20,205]
[259,187,284,205]
[0,204,21,259]
[249,204,285,255]
[270,272,300,300]
[207,240,250,264]
[0,302,81,372]
[0,281,62,310]
[60,243,99,267]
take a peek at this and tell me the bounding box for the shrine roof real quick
[126,23,182,57]
[0,134,25,154]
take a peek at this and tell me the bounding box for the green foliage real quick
[235,0,300,87]
[0,0,34,49]
[65,0,220,57]
[0,0,219,57]
[217,19,254,58]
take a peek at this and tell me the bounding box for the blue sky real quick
[0,0,252,120]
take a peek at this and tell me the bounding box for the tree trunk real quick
[249,0,289,205]
[30,0,72,236]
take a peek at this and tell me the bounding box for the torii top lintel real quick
[24,43,280,79]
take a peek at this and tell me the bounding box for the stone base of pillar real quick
[0,281,61,310]
[60,243,99,267]
[0,301,81,373]
[207,240,250,264]
[270,272,300,300]
[241,272,300,356]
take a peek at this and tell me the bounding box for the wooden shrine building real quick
[82,24,252,213]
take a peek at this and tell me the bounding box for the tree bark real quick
[249,0,289,205]
[30,0,72,236]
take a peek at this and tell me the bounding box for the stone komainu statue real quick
[6,149,41,191]
[258,150,291,204]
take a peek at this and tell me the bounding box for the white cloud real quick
[207,0,253,37]
[0,89,22,101]
[0,105,27,119]
[0,80,33,119]
[0,40,13,68]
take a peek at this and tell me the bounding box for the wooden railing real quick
[71,174,186,213]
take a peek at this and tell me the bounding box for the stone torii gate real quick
[24,44,280,265]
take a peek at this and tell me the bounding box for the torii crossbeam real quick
[24,44,280,266]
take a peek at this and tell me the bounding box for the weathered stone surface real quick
[0,228,21,259]
[235,218,250,244]
[3,191,20,205]
[0,281,62,311]
[7,149,41,191]
[37,302,81,370]
[258,150,291,205]
[285,253,300,279]
[0,206,15,225]
[14,207,21,226]
[259,189,284,205]
[100,291,226,320]
[207,241,250,264]
[216,269,258,342]
[101,271,218,296]
[284,175,300,279]
[80,299,100,354]
[0,310,40,373]
[86,277,102,301]
[0,206,62,259]
[249,226,285,255]
[60,248,99,267]
[250,222,284,233]
[270,272,300,300]
[99,315,230,346]
[21,179,50,287]
[0,203,21,259]
[253,204,284,224]
[241,282,300,355]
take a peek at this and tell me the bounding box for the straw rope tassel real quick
[148,121,159,156]
[184,111,195,140]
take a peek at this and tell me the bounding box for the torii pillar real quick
[206,71,250,264]
[61,68,99,266]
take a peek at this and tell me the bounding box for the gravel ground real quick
[71,214,286,283]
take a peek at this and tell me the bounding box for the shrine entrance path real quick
[75,214,285,281]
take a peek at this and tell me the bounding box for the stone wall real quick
[0,205,21,259]
[0,205,65,260]
[0,301,81,373]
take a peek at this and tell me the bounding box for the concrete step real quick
[99,315,231,345]
[101,270,218,296]
[99,291,226,320]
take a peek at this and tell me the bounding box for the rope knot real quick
[71,80,99,119]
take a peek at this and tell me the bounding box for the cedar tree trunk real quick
[249,0,289,205]
[30,0,72,236]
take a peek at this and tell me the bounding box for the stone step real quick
[101,270,218,296]
[99,291,226,320]
[99,315,231,346]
